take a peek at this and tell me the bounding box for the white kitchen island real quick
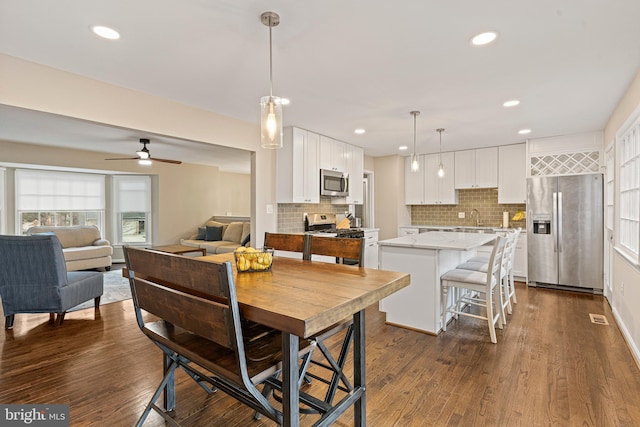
[378,232,496,334]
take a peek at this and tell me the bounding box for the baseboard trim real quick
[611,306,640,371]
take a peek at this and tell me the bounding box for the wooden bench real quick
[123,247,315,426]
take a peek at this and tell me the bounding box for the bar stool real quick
[458,228,520,315]
[440,235,507,343]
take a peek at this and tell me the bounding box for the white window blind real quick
[15,169,105,210]
[618,118,640,262]
[112,175,151,212]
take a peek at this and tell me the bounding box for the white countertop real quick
[379,231,496,251]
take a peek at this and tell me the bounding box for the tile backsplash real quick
[411,188,526,228]
[278,197,349,233]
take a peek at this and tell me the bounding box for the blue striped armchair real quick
[0,234,104,329]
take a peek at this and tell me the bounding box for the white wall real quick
[373,155,411,240]
[217,172,251,217]
[604,68,640,363]
[0,54,277,246]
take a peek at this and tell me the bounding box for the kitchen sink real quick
[453,227,497,234]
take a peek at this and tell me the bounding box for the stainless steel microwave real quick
[320,169,349,197]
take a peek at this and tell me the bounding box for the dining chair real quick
[264,232,309,257]
[440,235,507,343]
[123,247,316,426]
[301,235,365,406]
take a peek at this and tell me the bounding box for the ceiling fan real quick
[105,138,182,164]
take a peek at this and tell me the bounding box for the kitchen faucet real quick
[471,208,482,227]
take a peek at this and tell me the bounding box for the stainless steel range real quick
[304,213,364,265]
[304,213,365,238]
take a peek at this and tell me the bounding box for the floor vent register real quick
[589,313,609,325]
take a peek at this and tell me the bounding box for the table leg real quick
[354,309,366,426]
[282,332,300,427]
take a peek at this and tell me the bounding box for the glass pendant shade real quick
[411,154,419,172]
[436,128,445,178]
[260,95,283,149]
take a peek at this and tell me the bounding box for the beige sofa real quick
[180,220,250,254]
[26,226,113,271]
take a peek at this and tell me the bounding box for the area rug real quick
[68,268,132,312]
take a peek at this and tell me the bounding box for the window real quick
[112,175,151,244]
[617,112,640,264]
[15,169,105,234]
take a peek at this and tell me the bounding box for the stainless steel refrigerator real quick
[527,174,603,293]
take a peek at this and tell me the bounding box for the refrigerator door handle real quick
[553,192,558,253]
[557,192,563,253]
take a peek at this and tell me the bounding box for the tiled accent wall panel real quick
[411,188,526,228]
[278,197,349,233]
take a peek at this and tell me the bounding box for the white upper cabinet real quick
[346,145,364,204]
[498,143,527,204]
[276,127,319,203]
[424,152,457,204]
[405,153,457,205]
[454,147,498,189]
[405,155,426,204]
[319,136,347,172]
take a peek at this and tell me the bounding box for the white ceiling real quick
[1,0,640,170]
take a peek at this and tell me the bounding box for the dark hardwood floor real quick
[1,281,639,426]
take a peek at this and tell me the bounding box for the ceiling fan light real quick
[138,159,152,166]
[136,150,150,159]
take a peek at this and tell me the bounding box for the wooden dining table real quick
[195,253,410,426]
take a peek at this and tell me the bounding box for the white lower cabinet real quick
[363,230,379,269]
[512,233,527,280]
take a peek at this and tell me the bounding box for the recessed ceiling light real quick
[354,129,365,135]
[503,100,520,107]
[280,98,290,106]
[91,25,120,40]
[399,146,408,151]
[518,129,532,135]
[471,31,498,46]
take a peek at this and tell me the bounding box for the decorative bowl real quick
[234,247,274,273]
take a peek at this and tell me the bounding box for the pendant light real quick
[436,128,445,178]
[410,111,420,172]
[260,11,283,149]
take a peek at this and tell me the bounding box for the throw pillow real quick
[205,225,223,241]
[196,226,206,240]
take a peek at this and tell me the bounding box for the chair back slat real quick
[133,277,232,348]
[264,232,307,254]
[488,235,507,286]
[125,247,229,300]
[306,236,364,266]
[124,247,235,348]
